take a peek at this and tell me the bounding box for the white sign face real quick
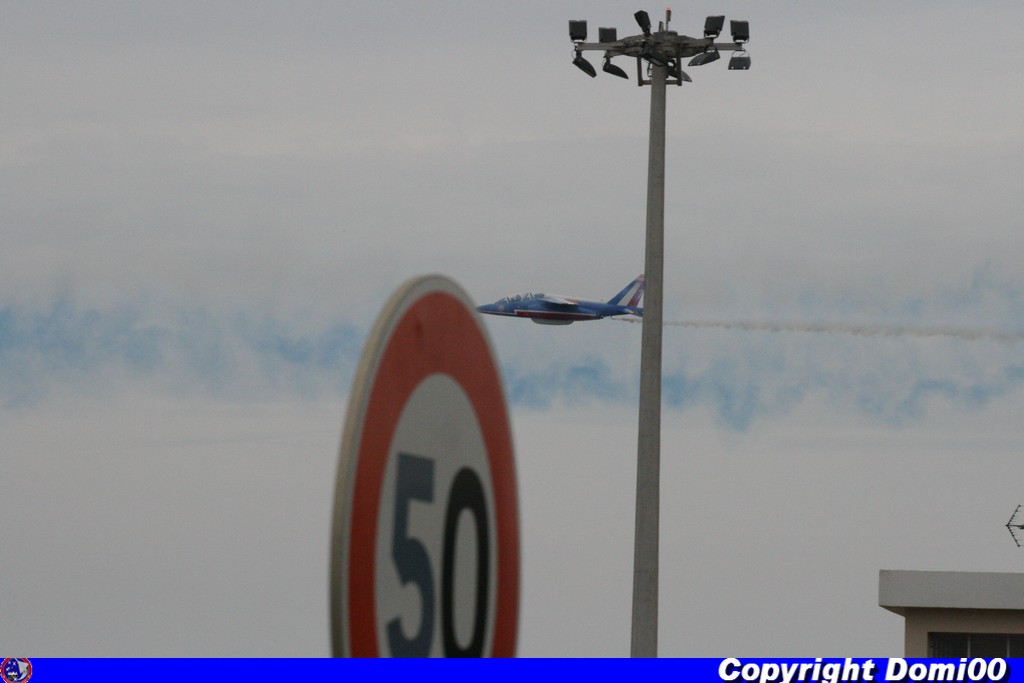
[374,374,497,657]
[330,275,518,658]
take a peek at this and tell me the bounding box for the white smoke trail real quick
[615,317,1024,343]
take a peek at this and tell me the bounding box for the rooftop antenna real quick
[1007,505,1023,548]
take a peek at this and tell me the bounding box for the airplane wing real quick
[537,295,576,306]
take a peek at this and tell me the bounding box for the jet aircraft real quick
[477,275,644,325]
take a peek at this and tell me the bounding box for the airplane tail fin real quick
[608,275,645,308]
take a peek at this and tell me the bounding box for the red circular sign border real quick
[344,288,519,657]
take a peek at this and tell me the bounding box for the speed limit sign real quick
[330,275,519,657]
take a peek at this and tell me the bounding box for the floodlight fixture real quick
[598,27,618,43]
[704,15,725,38]
[634,10,652,36]
[573,51,597,77]
[669,62,692,82]
[569,19,588,42]
[603,58,629,79]
[642,47,670,68]
[731,20,749,43]
[688,49,720,66]
[728,50,751,70]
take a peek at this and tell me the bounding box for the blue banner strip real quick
[20,657,1023,683]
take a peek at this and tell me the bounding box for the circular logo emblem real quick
[1,659,32,683]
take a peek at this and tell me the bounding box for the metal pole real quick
[630,61,666,658]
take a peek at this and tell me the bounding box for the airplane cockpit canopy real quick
[498,292,544,304]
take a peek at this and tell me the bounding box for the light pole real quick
[568,9,751,658]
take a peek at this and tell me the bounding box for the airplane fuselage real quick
[477,276,645,325]
[481,300,620,324]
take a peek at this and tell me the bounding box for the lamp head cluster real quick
[569,8,751,84]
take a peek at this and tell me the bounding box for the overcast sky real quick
[3,1,1024,657]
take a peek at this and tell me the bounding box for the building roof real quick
[880,570,1024,615]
